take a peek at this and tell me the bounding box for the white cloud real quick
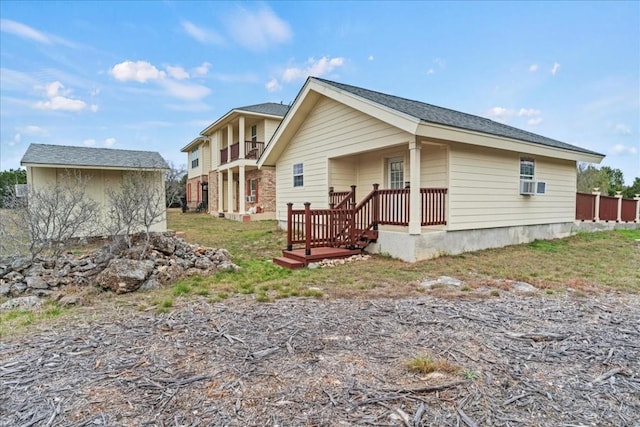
[518,108,541,117]
[611,123,632,135]
[368,55,374,61]
[32,81,96,112]
[265,78,282,92]
[610,144,638,155]
[181,20,224,45]
[427,68,435,75]
[159,79,210,101]
[1,18,51,44]
[13,133,21,144]
[83,138,96,146]
[529,64,538,72]
[110,61,166,83]
[487,106,542,124]
[433,57,446,69]
[227,6,292,51]
[282,56,345,82]
[551,62,560,75]
[105,137,116,147]
[193,62,211,76]
[166,65,189,80]
[16,125,47,136]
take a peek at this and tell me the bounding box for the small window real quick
[520,158,535,180]
[388,158,404,189]
[191,148,199,168]
[249,179,257,197]
[293,163,304,187]
[250,125,258,143]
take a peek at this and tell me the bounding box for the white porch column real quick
[227,124,233,163]
[239,166,246,213]
[217,171,224,213]
[227,168,234,213]
[409,138,422,235]
[238,116,245,159]
[634,195,640,223]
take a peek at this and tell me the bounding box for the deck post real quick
[615,192,623,222]
[286,203,293,251]
[635,195,640,223]
[372,183,379,230]
[592,188,601,222]
[350,185,357,205]
[349,201,356,248]
[304,202,311,256]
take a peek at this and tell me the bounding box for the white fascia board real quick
[416,122,605,163]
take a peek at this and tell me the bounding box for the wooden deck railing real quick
[575,192,639,223]
[219,141,265,164]
[286,184,448,252]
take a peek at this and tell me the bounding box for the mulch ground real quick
[1,290,639,426]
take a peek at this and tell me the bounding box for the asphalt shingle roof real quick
[235,102,290,117]
[21,144,169,169]
[313,78,602,157]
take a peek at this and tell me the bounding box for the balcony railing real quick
[219,141,265,165]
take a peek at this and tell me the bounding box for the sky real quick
[1,1,639,184]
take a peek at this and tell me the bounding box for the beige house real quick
[20,143,169,234]
[258,78,605,263]
[181,102,289,220]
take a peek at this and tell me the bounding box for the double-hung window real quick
[191,148,199,168]
[293,163,304,187]
[520,158,535,181]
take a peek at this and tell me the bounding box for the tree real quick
[164,162,186,207]
[0,169,27,208]
[0,171,100,260]
[623,177,640,198]
[577,163,629,196]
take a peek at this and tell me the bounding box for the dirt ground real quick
[1,289,639,427]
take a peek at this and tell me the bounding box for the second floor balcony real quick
[220,141,265,165]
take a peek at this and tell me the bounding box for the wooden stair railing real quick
[286,184,448,254]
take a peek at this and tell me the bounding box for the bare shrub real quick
[105,169,165,255]
[0,171,100,260]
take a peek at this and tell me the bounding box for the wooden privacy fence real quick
[576,192,640,223]
[287,184,447,253]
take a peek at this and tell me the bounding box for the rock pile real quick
[0,232,239,303]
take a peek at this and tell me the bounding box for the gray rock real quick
[140,278,160,291]
[4,271,24,283]
[1,295,42,311]
[10,282,27,295]
[511,281,537,292]
[26,275,49,290]
[420,275,463,289]
[10,257,31,272]
[152,236,176,255]
[95,259,155,294]
[194,257,214,270]
[218,261,240,272]
[59,294,83,306]
[0,284,10,297]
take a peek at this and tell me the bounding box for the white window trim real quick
[293,163,304,188]
[388,157,404,189]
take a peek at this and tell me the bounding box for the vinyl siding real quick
[421,143,448,188]
[447,142,576,230]
[264,118,282,142]
[275,96,412,220]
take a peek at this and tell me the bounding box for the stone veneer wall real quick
[245,168,276,213]
[208,171,218,214]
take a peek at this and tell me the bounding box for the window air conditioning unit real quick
[520,180,536,195]
[520,180,547,195]
[246,195,255,203]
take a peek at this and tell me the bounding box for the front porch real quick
[274,184,447,267]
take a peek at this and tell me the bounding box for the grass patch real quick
[0,302,67,337]
[406,355,460,375]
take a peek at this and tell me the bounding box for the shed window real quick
[293,163,304,187]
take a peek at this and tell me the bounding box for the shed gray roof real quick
[235,102,289,117]
[313,78,602,157]
[21,144,169,169]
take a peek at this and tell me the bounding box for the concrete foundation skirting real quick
[366,221,640,262]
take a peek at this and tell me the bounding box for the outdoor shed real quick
[20,143,170,235]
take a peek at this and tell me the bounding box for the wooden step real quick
[273,256,305,269]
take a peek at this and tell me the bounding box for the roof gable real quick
[260,78,604,166]
[199,102,290,137]
[21,144,169,170]
[313,78,602,157]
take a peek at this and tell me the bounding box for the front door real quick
[388,158,404,189]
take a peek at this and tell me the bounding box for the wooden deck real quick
[273,247,363,269]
